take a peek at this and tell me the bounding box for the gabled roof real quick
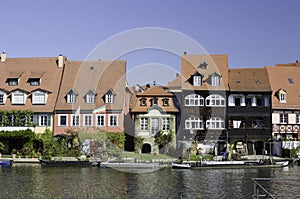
[266,64,300,109]
[181,54,229,90]
[0,57,64,112]
[137,86,173,97]
[228,68,271,92]
[55,60,126,112]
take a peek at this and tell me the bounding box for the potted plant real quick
[11,149,17,158]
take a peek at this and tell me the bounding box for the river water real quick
[0,164,300,198]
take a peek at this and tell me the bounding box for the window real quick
[162,118,170,131]
[105,93,114,104]
[140,117,148,131]
[206,117,224,129]
[151,98,158,106]
[140,98,146,106]
[96,114,105,127]
[67,94,76,103]
[288,78,294,84]
[86,94,95,104]
[29,78,40,86]
[297,114,300,124]
[151,118,159,135]
[206,95,225,106]
[198,62,208,70]
[109,114,118,126]
[84,114,93,126]
[279,93,286,103]
[39,115,49,126]
[71,114,80,126]
[185,117,204,129]
[280,114,288,124]
[211,75,220,86]
[11,91,26,104]
[193,76,202,86]
[7,78,18,86]
[162,98,169,106]
[185,94,204,106]
[0,93,5,104]
[32,91,46,104]
[58,114,68,126]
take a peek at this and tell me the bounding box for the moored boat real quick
[39,158,100,166]
[171,162,191,169]
[0,159,13,167]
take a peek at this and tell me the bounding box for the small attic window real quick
[236,80,241,85]
[288,78,294,84]
[198,62,208,70]
[7,78,18,86]
[255,80,260,84]
[28,78,40,86]
[90,66,94,71]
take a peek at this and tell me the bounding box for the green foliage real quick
[134,136,144,153]
[0,110,33,126]
[189,154,200,161]
[154,130,173,147]
[106,132,125,149]
[0,129,35,139]
[0,141,4,153]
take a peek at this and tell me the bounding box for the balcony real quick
[227,106,270,115]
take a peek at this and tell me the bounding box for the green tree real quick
[154,130,173,154]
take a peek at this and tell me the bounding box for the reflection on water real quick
[0,165,300,198]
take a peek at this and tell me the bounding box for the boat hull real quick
[39,159,99,166]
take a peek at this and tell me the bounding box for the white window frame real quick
[140,98,146,106]
[296,114,300,124]
[193,75,202,86]
[0,92,6,104]
[58,114,68,126]
[71,114,80,127]
[279,93,286,103]
[83,114,93,126]
[105,94,114,104]
[32,91,47,104]
[206,117,224,129]
[211,75,220,86]
[280,114,288,124]
[86,94,95,104]
[163,98,169,106]
[39,115,49,126]
[140,117,148,131]
[185,94,204,106]
[206,94,225,107]
[11,91,26,104]
[109,114,118,126]
[185,117,204,129]
[67,94,76,104]
[162,118,170,131]
[96,114,105,127]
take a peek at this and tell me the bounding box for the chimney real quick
[1,51,6,62]
[57,54,65,68]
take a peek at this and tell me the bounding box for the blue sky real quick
[1,1,300,85]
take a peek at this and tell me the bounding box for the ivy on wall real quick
[0,129,35,139]
[0,110,33,127]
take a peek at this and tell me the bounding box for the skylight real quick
[288,78,294,84]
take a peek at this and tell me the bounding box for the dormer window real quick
[28,78,40,86]
[0,90,7,105]
[277,89,287,103]
[163,98,169,106]
[211,74,220,86]
[198,62,208,70]
[193,75,202,86]
[7,78,18,86]
[140,98,146,106]
[32,90,47,104]
[105,89,115,104]
[67,89,78,104]
[11,90,27,104]
[85,89,96,104]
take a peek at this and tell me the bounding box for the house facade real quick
[227,68,272,155]
[266,63,300,140]
[54,60,127,135]
[0,53,65,152]
[176,54,229,153]
[131,84,178,154]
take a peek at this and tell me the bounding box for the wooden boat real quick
[0,159,13,167]
[39,158,100,166]
[171,162,191,169]
[100,162,160,169]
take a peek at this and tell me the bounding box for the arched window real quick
[185,94,204,106]
[206,117,225,129]
[185,117,204,129]
[206,94,225,106]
